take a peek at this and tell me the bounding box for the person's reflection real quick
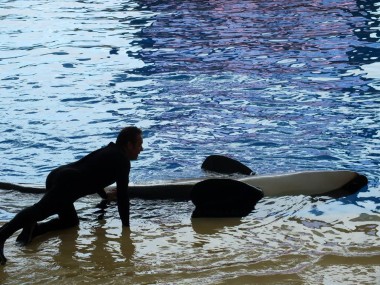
[0,255,10,282]
[119,227,135,266]
[90,221,135,270]
[55,226,80,268]
[48,219,135,272]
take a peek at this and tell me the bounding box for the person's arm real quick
[116,170,130,227]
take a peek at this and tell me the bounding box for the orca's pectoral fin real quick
[191,178,263,218]
[201,155,255,175]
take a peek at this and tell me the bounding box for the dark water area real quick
[1,0,380,283]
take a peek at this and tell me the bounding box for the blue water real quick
[1,0,380,283]
[1,0,379,186]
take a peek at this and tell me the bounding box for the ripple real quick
[1,0,380,284]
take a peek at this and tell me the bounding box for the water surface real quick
[1,0,379,284]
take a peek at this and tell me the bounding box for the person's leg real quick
[1,181,70,264]
[1,166,83,264]
[16,166,81,245]
[0,203,45,265]
[27,203,79,239]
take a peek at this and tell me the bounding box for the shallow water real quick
[1,0,380,284]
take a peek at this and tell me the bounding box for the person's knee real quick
[59,212,79,228]
[67,217,79,227]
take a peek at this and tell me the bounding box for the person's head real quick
[116,126,143,160]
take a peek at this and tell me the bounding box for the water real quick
[1,0,380,283]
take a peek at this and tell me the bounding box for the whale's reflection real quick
[191,218,243,235]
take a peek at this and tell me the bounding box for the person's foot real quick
[16,223,36,246]
[0,242,6,265]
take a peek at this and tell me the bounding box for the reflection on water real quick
[1,196,379,284]
[191,218,243,234]
[1,0,380,284]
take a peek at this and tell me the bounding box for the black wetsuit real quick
[0,142,130,259]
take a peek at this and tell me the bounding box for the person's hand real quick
[95,199,109,209]
[95,188,118,209]
[106,188,117,201]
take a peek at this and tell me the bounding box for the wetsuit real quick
[0,142,130,264]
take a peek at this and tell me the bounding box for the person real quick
[0,126,143,265]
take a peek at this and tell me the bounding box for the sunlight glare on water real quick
[1,0,380,284]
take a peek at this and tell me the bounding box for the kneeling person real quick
[0,126,143,265]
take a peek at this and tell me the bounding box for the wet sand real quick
[1,193,379,284]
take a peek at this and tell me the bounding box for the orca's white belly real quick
[0,170,367,200]
[239,170,359,196]
[123,170,366,200]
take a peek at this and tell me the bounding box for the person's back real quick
[54,142,131,194]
